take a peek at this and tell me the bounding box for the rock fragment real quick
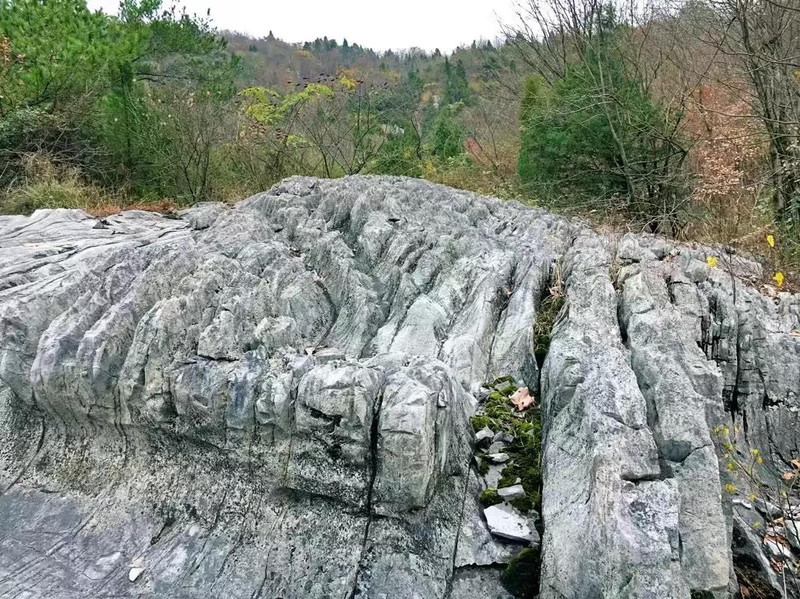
[475,426,495,444]
[484,504,537,544]
[486,453,510,464]
[497,485,525,501]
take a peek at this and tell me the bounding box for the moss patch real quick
[502,547,541,598]
[479,488,503,507]
[510,495,534,513]
[471,378,543,513]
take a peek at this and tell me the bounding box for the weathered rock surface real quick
[0,175,798,598]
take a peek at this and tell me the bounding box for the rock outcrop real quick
[0,176,798,598]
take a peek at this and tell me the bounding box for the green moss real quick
[498,383,518,396]
[479,488,502,507]
[488,390,506,402]
[502,547,541,598]
[498,473,517,488]
[510,495,534,514]
[470,415,492,432]
[477,458,489,476]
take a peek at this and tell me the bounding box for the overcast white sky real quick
[86,0,520,52]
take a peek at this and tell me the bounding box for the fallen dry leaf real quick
[791,329,800,337]
[782,471,796,481]
[792,458,800,471]
[510,387,536,412]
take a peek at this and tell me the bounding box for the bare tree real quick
[712,0,800,228]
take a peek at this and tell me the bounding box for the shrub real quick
[518,27,690,234]
[429,104,465,159]
[0,153,124,215]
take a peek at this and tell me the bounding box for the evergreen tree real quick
[444,58,470,104]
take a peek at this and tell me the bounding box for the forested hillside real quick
[0,0,797,286]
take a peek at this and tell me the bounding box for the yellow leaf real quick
[774,271,785,287]
[706,256,718,268]
[767,234,775,248]
[724,483,738,493]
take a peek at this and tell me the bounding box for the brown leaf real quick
[782,471,796,481]
[510,387,536,412]
[792,458,800,471]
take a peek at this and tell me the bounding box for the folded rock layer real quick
[0,176,798,598]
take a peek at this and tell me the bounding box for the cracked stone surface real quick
[0,175,799,598]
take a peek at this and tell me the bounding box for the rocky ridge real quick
[0,175,798,598]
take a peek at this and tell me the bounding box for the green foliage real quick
[0,0,128,111]
[444,57,470,104]
[519,75,546,125]
[373,127,422,177]
[517,13,688,230]
[241,84,333,125]
[470,415,492,432]
[407,67,424,98]
[510,495,534,513]
[429,104,464,159]
[0,0,238,203]
[3,180,84,214]
[0,154,109,214]
[479,488,503,507]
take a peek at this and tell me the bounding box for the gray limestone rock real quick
[475,426,495,444]
[486,453,510,464]
[1,176,798,599]
[497,484,526,501]
[493,432,514,444]
[484,504,538,544]
[487,441,508,454]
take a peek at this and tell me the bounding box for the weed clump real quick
[533,262,566,367]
